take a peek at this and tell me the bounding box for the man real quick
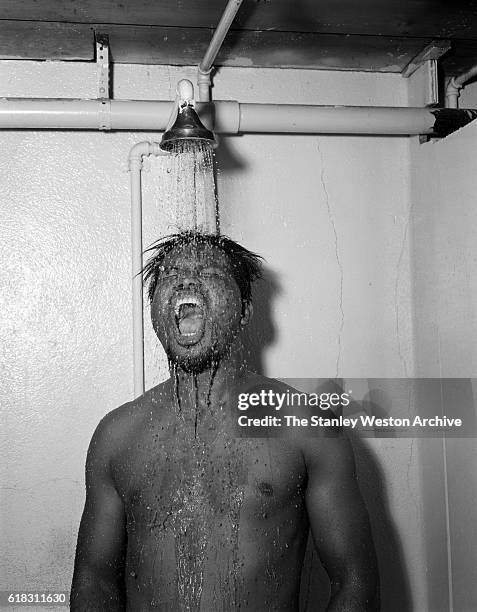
[71,232,379,611]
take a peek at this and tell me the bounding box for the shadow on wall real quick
[242,267,281,375]
[244,277,412,611]
[350,435,412,612]
[214,133,249,174]
[344,388,412,610]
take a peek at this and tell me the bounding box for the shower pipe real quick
[197,0,245,102]
[445,62,477,108]
[128,141,169,396]
[2,98,472,135]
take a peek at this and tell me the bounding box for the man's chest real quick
[113,430,306,527]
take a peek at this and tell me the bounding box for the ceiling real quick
[1,0,477,77]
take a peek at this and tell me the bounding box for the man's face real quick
[151,242,249,372]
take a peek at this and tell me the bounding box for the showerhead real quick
[160,103,217,151]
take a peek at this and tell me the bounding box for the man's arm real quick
[71,416,127,611]
[303,435,379,611]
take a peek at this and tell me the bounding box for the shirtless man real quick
[71,232,379,611]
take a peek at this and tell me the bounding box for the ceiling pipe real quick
[197,0,245,102]
[0,97,475,136]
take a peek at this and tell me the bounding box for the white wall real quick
[410,122,477,377]
[1,61,424,609]
[410,118,477,612]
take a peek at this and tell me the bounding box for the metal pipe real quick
[197,70,212,103]
[199,0,244,73]
[454,64,477,87]
[128,141,168,398]
[0,98,459,135]
[0,99,171,130]
[238,104,437,135]
[197,0,244,101]
[445,79,460,109]
[445,63,477,109]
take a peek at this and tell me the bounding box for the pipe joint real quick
[447,77,462,95]
[128,141,152,170]
[198,66,213,78]
[449,76,463,92]
[197,66,213,102]
[149,142,166,156]
[128,141,168,171]
[445,77,462,109]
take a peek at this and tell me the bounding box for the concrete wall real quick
[1,61,423,609]
[410,121,477,377]
[410,116,477,612]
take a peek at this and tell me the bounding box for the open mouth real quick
[173,294,206,341]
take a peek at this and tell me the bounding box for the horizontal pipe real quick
[0,97,474,136]
[0,98,173,130]
[238,104,436,135]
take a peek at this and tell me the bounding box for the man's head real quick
[143,232,263,373]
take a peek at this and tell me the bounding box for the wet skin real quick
[149,242,249,373]
[71,243,379,611]
[92,380,310,611]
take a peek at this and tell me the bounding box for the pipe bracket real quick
[98,99,112,130]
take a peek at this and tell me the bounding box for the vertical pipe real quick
[197,70,212,103]
[130,156,145,397]
[438,337,453,612]
[128,141,167,398]
[445,78,460,109]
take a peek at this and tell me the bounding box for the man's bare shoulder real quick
[87,381,172,463]
[242,373,352,459]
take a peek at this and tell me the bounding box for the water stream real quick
[168,366,246,611]
[163,140,219,235]
[158,145,244,610]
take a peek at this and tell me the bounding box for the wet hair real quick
[142,231,264,304]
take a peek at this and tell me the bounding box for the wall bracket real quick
[404,40,451,117]
[95,32,111,100]
[402,40,451,79]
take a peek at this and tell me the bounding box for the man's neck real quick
[169,348,247,414]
